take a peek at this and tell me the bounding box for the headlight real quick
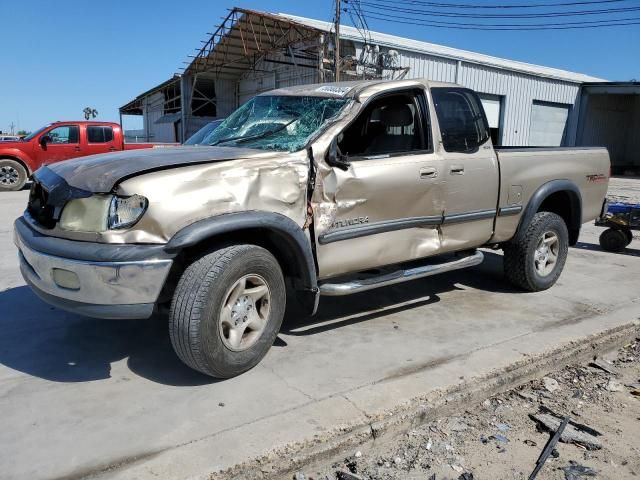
[59,195,111,232]
[108,194,148,229]
[59,194,148,232]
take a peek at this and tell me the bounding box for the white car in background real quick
[0,135,20,142]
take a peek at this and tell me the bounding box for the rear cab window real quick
[431,87,491,153]
[87,126,114,143]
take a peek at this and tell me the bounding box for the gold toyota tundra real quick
[14,79,610,378]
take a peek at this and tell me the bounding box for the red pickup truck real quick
[0,121,163,191]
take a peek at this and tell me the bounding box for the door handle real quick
[450,165,465,175]
[420,167,438,179]
[109,147,117,151]
[74,146,81,152]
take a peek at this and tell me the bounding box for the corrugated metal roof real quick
[277,13,606,84]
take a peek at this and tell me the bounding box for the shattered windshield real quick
[202,95,349,152]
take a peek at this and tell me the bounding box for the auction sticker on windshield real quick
[315,85,352,96]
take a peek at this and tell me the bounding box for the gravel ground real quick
[295,338,640,480]
[607,177,640,205]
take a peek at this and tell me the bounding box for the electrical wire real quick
[349,0,640,18]
[347,0,637,9]
[344,7,640,28]
[346,8,640,26]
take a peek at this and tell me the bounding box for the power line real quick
[345,7,640,28]
[346,8,640,26]
[348,0,637,8]
[350,0,640,17]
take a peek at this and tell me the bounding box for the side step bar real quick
[319,250,484,296]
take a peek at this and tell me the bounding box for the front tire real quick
[169,244,286,378]
[0,159,27,192]
[503,212,569,292]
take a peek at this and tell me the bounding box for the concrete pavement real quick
[0,181,639,480]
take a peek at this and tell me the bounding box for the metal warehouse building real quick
[120,7,604,150]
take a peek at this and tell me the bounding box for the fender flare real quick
[164,211,319,310]
[0,149,37,174]
[515,179,582,245]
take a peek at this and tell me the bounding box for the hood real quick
[46,145,278,193]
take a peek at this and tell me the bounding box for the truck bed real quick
[491,146,610,243]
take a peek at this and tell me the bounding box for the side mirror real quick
[40,135,52,147]
[325,137,350,171]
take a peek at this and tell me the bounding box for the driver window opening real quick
[338,92,430,158]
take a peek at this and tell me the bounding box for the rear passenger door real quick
[85,125,116,156]
[430,87,500,252]
[313,88,446,280]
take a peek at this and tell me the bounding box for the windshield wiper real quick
[210,116,299,146]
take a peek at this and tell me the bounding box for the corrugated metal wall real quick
[577,93,640,168]
[455,63,579,146]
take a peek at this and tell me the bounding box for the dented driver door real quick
[311,89,446,280]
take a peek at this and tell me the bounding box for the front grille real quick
[27,181,56,229]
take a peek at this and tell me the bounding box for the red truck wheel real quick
[0,159,28,192]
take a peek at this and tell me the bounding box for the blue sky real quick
[1,0,638,133]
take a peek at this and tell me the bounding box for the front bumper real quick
[14,217,174,319]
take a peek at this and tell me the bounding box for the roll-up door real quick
[529,101,571,146]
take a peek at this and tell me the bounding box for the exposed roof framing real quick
[120,76,181,114]
[184,8,325,78]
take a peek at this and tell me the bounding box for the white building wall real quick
[456,62,579,146]
[142,92,176,142]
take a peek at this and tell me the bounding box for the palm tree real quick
[83,107,98,121]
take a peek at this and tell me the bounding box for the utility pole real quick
[334,0,341,82]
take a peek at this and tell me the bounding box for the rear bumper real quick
[14,217,173,319]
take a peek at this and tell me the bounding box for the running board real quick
[319,251,484,296]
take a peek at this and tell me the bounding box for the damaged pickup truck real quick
[14,79,610,378]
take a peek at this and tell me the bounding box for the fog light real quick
[52,268,80,291]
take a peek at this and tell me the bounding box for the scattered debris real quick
[496,423,511,432]
[542,377,561,393]
[218,402,225,407]
[589,358,618,375]
[490,434,509,444]
[517,391,539,403]
[528,416,569,480]
[531,413,602,450]
[305,340,639,480]
[336,470,364,480]
[293,473,306,480]
[605,378,624,392]
[562,461,597,479]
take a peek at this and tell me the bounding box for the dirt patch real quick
[295,339,640,480]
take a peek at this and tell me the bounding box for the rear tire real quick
[169,244,286,378]
[503,212,569,292]
[0,159,27,192]
[599,228,628,253]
